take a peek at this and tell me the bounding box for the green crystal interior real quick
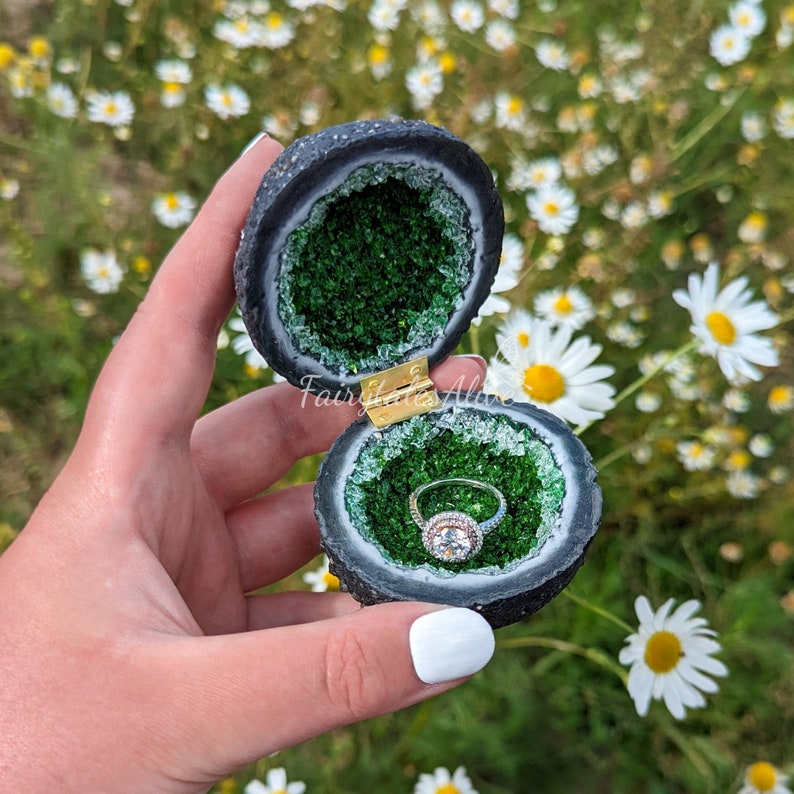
[278,163,474,374]
[345,407,566,573]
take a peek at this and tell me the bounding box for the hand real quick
[0,136,495,791]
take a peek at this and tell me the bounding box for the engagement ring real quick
[409,478,507,563]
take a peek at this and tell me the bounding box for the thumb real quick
[176,603,494,773]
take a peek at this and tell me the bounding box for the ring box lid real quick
[233,118,505,398]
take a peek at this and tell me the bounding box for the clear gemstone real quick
[422,511,482,562]
[431,525,474,560]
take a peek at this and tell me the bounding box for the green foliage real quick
[2,0,794,791]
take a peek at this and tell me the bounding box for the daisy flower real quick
[535,38,570,70]
[302,555,340,592]
[413,765,478,794]
[368,43,392,79]
[729,1,766,38]
[495,308,537,359]
[534,285,595,331]
[256,12,296,48]
[524,156,563,189]
[487,320,616,425]
[772,99,794,139]
[527,183,579,235]
[405,61,443,110]
[673,262,779,383]
[619,596,728,720]
[472,232,523,323]
[368,0,403,31]
[0,178,20,200]
[244,768,306,794]
[86,90,135,127]
[493,92,526,131]
[151,191,197,229]
[46,82,78,119]
[709,24,751,65]
[160,82,187,108]
[749,433,774,458]
[739,762,791,794]
[80,248,125,294]
[214,17,258,48]
[676,439,717,472]
[450,0,485,33]
[488,0,518,19]
[738,210,768,243]
[205,83,250,119]
[154,59,192,84]
[726,470,761,499]
[229,313,270,374]
[741,111,767,142]
[768,384,794,413]
[635,391,662,413]
[485,19,515,51]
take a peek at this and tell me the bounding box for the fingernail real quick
[241,131,269,155]
[409,608,495,684]
[462,354,487,369]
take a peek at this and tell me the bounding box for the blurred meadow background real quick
[2,0,794,791]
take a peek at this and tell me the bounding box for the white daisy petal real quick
[619,595,727,719]
[675,262,779,382]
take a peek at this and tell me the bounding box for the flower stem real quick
[669,88,745,162]
[561,588,634,633]
[574,338,698,436]
[498,635,628,684]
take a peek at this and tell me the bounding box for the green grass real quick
[2,0,794,790]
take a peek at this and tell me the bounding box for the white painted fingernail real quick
[241,131,268,155]
[409,608,495,684]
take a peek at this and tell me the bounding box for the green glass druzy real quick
[345,408,566,573]
[278,163,474,374]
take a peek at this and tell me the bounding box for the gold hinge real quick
[360,356,442,428]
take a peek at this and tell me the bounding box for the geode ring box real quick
[234,118,601,628]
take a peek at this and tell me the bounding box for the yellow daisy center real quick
[644,630,682,674]
[745,211,767,229]
[267,12,283,28]
[440,52,456,74]
[705,311,737,345]
[104,101,117,115]
[727,449,751,470]
[523,364,565,403]
[132,255,151,275]
[517,331,530,347]
[369,44,389,65]
[748,761,777,791]
[543,201,560,216]
[507,96,523,115]
[165,193,180,210]
[0,43,16,70]
[554,293,573,314]
[436,785,461,794]
[28,36,51,59]
[323,571,340,591]
[769,385,793,407]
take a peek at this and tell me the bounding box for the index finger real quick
[81,136,285,452]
